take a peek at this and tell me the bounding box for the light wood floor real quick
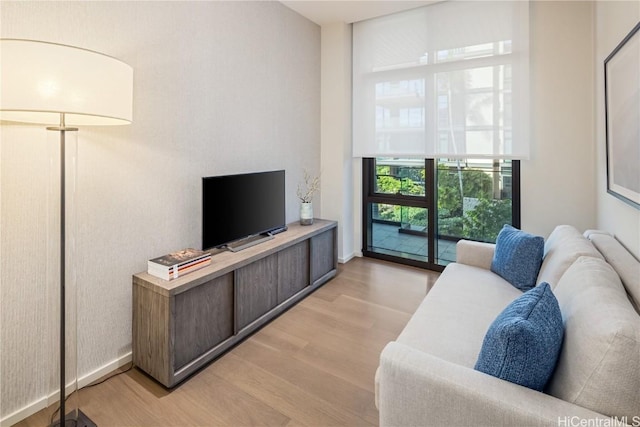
[18,257,439,427]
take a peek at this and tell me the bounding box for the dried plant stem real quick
[297,169,320,203]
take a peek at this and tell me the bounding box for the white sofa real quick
[376,225,640,426]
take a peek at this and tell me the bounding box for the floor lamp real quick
[0,39,133,427]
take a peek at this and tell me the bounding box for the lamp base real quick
[50,410,97,427]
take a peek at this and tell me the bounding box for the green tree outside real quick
[374,162,512,242]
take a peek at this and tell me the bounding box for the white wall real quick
[320,23,355,262]
[0,1,320,422]
[595,1,640,259]
[523,0,596,238]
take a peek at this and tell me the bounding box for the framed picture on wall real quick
[604,21,640,210]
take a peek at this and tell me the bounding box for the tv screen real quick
[202,170,285,250]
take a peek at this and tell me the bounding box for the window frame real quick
[362,158,521,272]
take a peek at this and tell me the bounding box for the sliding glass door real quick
[363,157,520,271]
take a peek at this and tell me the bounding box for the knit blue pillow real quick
[474,282,564,391]
[491,224,544,291]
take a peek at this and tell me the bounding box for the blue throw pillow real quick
[474,282,564,391]
[491,224,544,291]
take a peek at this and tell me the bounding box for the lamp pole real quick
[47,113,77,427]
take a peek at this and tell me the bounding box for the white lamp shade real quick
[0,39,133,126]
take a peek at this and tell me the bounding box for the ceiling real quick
[280,1,436,25]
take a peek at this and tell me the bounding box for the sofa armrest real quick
[378,342,612,427]
[456,240,495,270]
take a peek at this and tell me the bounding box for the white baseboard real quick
[0,395,49,427]
[76,352,132,390]
[0,352,132,427]
[338,252,357,263]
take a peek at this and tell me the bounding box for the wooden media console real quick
[132,219,338,387]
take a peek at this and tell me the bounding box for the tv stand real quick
[132,219,337,387]
[226,233,274,252]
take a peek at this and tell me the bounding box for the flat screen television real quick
[202,170,286,250]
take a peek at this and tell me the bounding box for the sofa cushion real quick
[547,256,640,419]
[474,282,563,391]
[396,263,522,368]
[537,225,603,288]
[588,233,640,313]
[490,225,544,291]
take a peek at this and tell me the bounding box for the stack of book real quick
[147,248,211,281]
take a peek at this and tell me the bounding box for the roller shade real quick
[353,1,530,159]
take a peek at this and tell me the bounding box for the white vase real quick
[300,202,313,225]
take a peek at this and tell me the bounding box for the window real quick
[436,158,519,248]
[363,157,520,269]
[363,158,435,268]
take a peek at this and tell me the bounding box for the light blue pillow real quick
[474,282,564,391]
[491,224,544,291]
